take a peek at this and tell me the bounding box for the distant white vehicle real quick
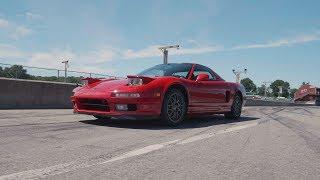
[277,97,286,100]
[246,92,261,100]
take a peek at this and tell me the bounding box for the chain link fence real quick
[0,62,121,84]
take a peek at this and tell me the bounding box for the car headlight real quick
[113,93,141,98]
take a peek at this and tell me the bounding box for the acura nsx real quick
[71,63,246,125]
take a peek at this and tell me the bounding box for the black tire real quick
[161,89,187,126]
[224,93,242,119]
[93,115,111,120]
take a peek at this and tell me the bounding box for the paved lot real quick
[0,106,320,179]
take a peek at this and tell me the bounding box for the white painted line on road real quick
[99,139,181,164]
[218,122,258,134]
[0,140,182,180]
[0,122,258,180]
[177,122,258,145]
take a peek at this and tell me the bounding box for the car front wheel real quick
[161,89,187,126]
[225,93,242,119]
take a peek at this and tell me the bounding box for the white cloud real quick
[0,18,33,39]
[0,18,9,28]
[122,32,320,60]
[73,66,115,74]
[186,39,201,46]
[0,44,116,74]
[11,26,33,39]
[84,48,117,63]
[123,45,160,59]
[27,49,76,69]
[25,12,43,20]
[122,45,222,59]
[172,46,222,55]
[2,30,320,77]
[232,32,320,50]
[25,48,116,74]
[0,44,26,58]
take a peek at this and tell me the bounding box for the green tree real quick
[0,64,97,84]
[257,84,272,97]
[2,65,30,79]
[270,80,290,98]
[289,88,298,99]
[66,76,82,84]
[0,66,3,77]
[240,78,257,93]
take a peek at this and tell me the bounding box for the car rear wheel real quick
[93,115,111,120]
[224,93,242,119]
[161,89,187,126]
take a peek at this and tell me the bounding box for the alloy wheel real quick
[166,92,185,123]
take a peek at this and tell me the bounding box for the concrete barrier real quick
[0,77,315,109]
[0,78,77,109]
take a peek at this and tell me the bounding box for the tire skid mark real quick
[240,133,252,151]
[257,107,320,154]
[0,121,78,128]
[269,112,320,154]
[255,107,286,124]
[280,110,320,118]
[0,113,75,120]
[0,121,260,180]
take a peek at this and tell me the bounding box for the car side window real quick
[192,65,216,80]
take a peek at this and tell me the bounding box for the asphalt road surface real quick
[0,106,320,179]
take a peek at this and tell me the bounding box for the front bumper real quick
[71,95,162,117]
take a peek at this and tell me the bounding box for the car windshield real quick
[138,64,192,78]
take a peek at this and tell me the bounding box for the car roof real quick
[166,63,204,67]
[165,63,194,65]
[163,63,213,70]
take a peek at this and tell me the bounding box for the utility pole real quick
[159,45,180,64]
[278,86,283,98]
[232,68,247,83]
[61,60,69,82]
[263,81,272,98]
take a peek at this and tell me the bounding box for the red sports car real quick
[71,63,246,125]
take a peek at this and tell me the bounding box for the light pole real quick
[61,60,69,82]
[159,45,180,64]
[263,81,272,98]
[232,68,247,83]
[278,86,283,98]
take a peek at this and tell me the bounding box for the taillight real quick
[81,79,89,85]
[81,77,102,85]
[127,75,154,86]
[128,78,143,86]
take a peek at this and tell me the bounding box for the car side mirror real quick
[196,73,209,82]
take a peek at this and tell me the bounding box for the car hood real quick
[75,79,128,97]
[91,79,128,91]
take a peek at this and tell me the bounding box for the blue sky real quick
[0,0,320,88]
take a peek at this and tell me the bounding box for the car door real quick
[188,65,229,113]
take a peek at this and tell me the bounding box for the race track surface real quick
[0,106,320,179]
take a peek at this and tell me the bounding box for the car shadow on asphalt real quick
[79,115,260,130]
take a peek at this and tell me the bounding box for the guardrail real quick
[0,62,122,83]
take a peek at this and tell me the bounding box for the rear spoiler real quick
[127,75,155,84]
[81,77,115,85]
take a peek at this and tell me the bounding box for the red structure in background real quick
[294,84,320,105]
